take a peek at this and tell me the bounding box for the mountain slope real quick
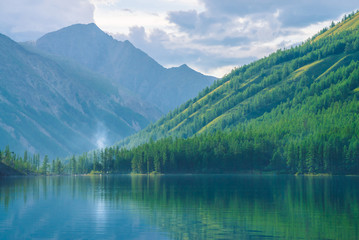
[118,11,359,150]
[35,23,216,113]
[0,33,161,158]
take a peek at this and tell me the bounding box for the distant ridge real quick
[35,23,216,113]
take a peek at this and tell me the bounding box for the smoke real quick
[93,122,109,149]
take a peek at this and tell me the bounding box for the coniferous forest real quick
[2,12,359,175]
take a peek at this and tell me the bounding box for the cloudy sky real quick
[0,0,358,77]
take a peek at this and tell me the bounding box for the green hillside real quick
[87,11,359,174]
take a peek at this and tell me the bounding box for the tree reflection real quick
[0,175,358,239]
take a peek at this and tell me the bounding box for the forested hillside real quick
[119,12,359,148]
[98,11,359,174]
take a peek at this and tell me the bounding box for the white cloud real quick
[93,8,170,35]
[206,65,239,78]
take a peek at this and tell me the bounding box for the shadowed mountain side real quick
[0,162,23,176]
[0,33,161,158]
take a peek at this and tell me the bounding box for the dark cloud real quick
[167,9,280,50]
[200,0,359,27]
[122,9,133,13]
[195,36,251,47]
[168,10,198,30]
[202,0,284,16]
[168,10,231,35]
[277,3,348,27]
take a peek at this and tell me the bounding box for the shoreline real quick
[3,172,359,177]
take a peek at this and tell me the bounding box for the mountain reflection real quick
[1,175,358,240]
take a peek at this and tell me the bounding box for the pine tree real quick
[41,155,49,175]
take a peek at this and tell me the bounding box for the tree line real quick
[0,146,64,175]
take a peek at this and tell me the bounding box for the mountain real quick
[103,11,359,174]
[34,23,216,113]
[0,33,162,158]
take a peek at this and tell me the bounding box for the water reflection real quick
[0,175,358,240]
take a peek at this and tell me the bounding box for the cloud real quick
[1,0,358,77]
[93,7,169,35]
[0,0,94,41]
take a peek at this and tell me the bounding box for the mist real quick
[93,122,109,149]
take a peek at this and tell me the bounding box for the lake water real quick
[0,175,358,240]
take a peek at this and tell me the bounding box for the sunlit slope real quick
[314,12,359,41]
[119,11,359,149]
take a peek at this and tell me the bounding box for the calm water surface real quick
[0,175,358,240]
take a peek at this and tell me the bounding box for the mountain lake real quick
[0,175,358,239]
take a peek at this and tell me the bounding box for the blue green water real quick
[0,175,358,239]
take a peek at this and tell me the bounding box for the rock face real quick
[36,23,216,113]
[0,33,161,158]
